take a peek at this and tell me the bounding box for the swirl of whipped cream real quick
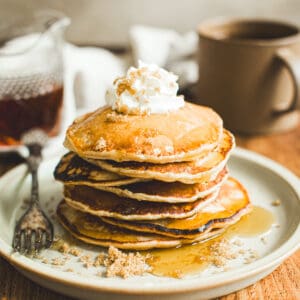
[105,61,184,114]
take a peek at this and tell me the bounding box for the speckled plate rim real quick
[0,147,299,295]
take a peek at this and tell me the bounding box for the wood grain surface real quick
[0,122,299,300]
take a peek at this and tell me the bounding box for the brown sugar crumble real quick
[94,253,107,267]
[105,111,129,123]
[232,239,243,246]
[51,235,81,254]
[197,237,260,269]
[59,242,70,254]
[69,248,82,257]
[64,268,74,272]
[95,137,107,151]
[208,238,239,267]
[271,199,281,206]
[100,246,151,278]
[96,271,104,277]
[244,249,260,264]
[260,236,267,245]
[238,249,246,255]
[51,257,68,266]
[41,258,49,264]
[79,254,92,261]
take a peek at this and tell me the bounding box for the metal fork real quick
[13,129,53,253]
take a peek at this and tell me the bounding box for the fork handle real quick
[27,143,42,204]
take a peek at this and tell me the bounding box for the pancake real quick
[54,152,141,187]
[57,201,225,250]
[64,102,223,163]
[86,129,234,184]
[101,177,251,239]
[64,185,219,220]
[96,168,228,203]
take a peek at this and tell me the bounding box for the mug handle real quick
[274,48,300,114]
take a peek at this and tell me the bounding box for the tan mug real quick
[197,18,300,134]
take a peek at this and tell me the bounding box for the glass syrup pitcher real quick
[0,10,70,146]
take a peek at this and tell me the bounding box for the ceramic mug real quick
[197,18,300,134]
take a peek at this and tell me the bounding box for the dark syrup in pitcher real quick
[0,84,63,146]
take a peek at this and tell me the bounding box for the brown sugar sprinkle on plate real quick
[103,246,151,278]
[271,199,281,206]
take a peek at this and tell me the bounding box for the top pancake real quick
[86,129,234,184]
[64,102,223,163]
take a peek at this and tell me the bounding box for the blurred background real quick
[2,0,300,48]
[1,0,300,134]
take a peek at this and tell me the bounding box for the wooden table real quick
[0,123,299,300]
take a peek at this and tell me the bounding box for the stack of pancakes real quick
[54,102,252,250]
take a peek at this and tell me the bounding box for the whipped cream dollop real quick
[105,61,184,114]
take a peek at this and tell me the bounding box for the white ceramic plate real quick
[0,148,299,300]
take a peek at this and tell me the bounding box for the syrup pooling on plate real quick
[228,206,275,237]
[145,206,275,278]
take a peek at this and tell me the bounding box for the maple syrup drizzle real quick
[144,206,275,278]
